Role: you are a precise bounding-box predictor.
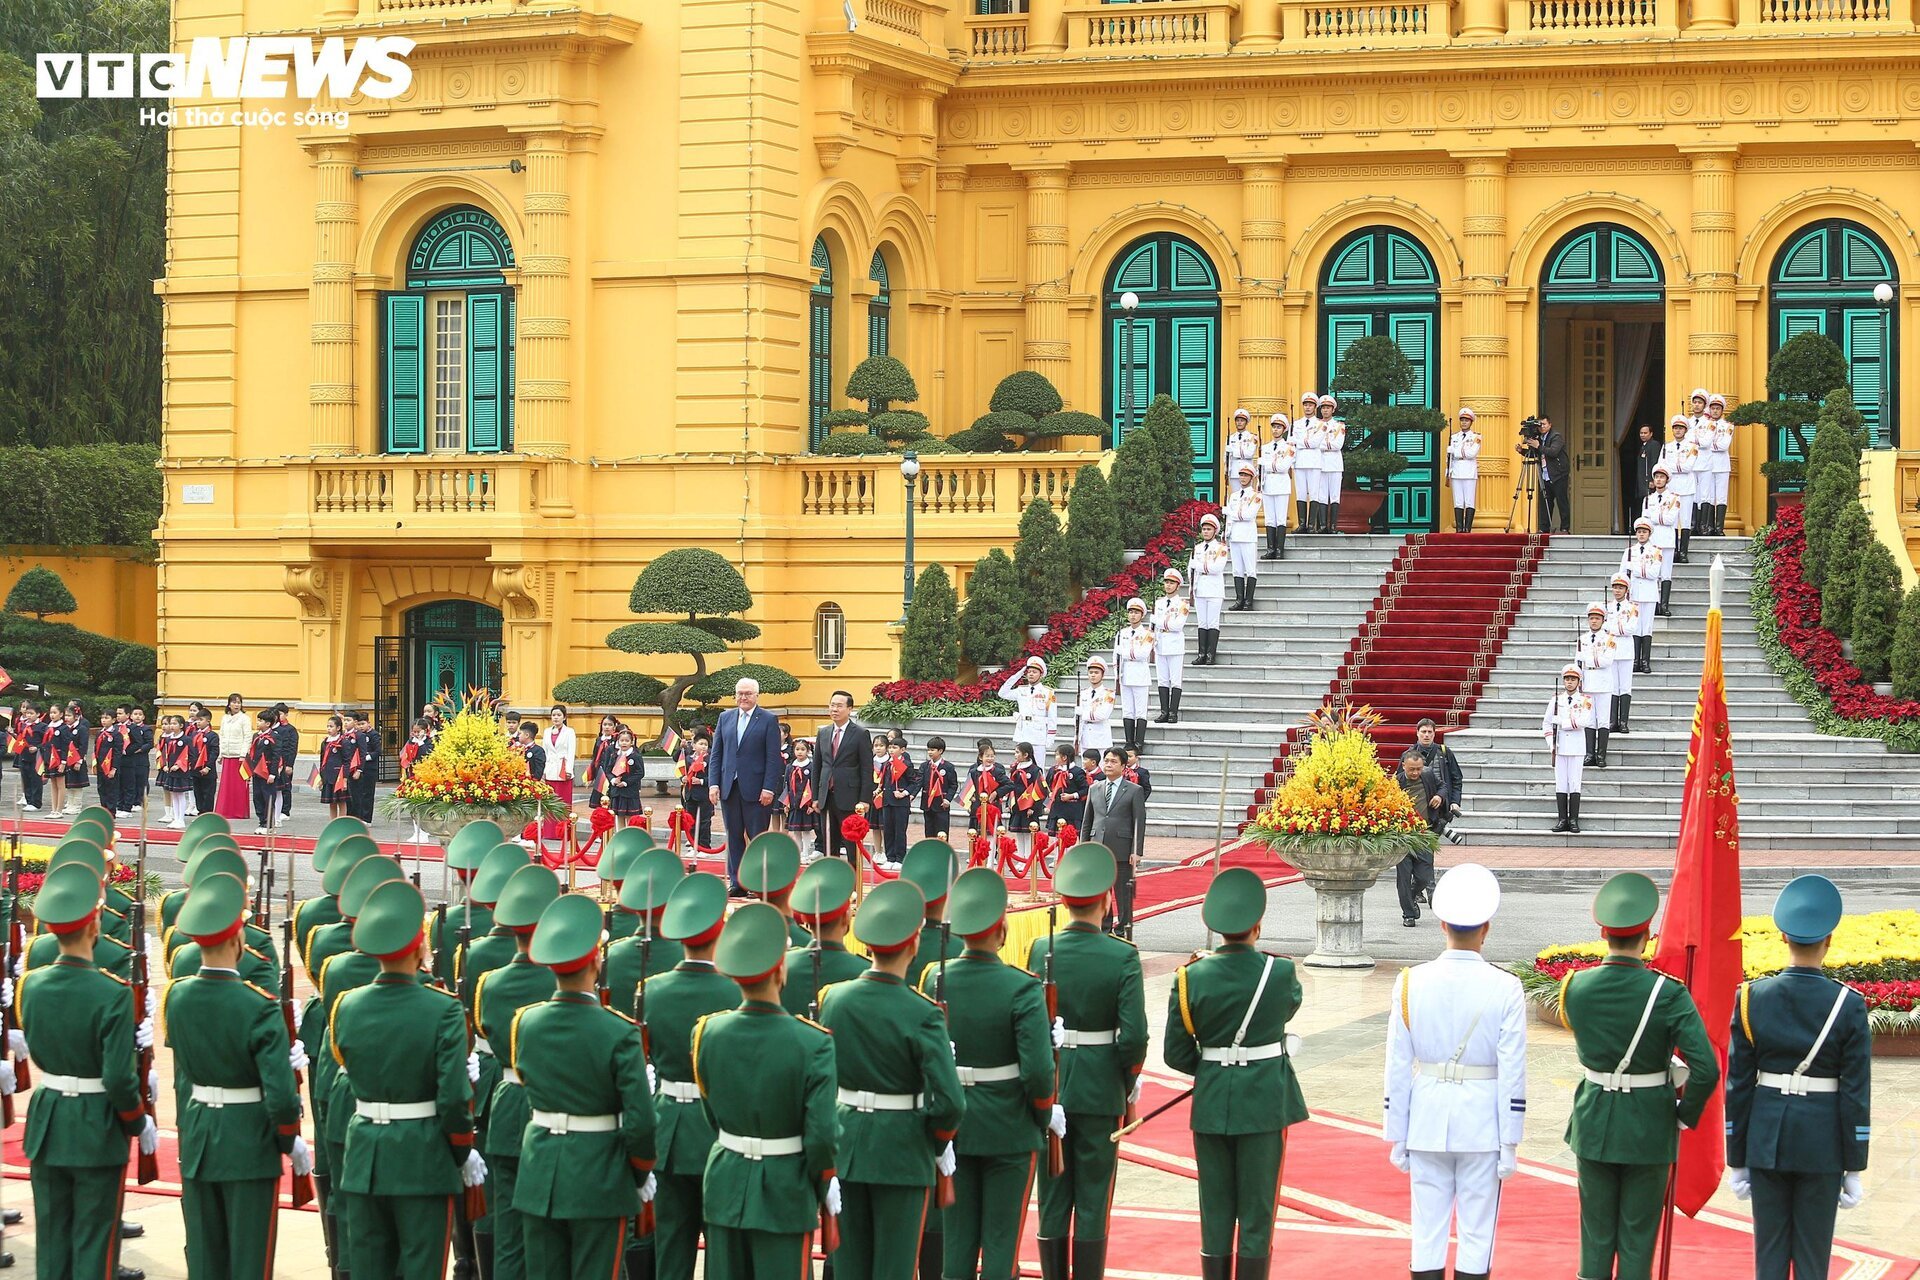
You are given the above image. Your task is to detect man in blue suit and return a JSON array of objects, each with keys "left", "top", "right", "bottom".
[{"left": 707, "top": 675, "right": 786, "bottom": 895}]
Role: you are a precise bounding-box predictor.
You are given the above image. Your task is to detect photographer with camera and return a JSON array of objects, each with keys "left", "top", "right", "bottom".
[{"left": 1524, "top": 415, "right": 1571, "bottom": 533}]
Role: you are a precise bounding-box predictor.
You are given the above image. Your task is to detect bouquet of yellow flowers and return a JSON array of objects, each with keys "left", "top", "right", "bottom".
[
  {"left": 1244, "top": 704, "right": 1437, "bottom": 856},
  {"left": 380, "top": 688, "right": 568, "bottom": 827}
]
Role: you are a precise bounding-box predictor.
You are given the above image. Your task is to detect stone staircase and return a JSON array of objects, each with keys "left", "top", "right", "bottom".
[
  {"left": 1443, "top": 534, "right": 1920, "bottom": 850},
  {"left": 885, "top": 534, "right": 1408, "bottom": 839}
]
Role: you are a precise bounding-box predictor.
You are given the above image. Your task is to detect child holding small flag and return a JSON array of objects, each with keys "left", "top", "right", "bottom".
[
  {"left": 678, "top": 731, "right": 713, "bottom": 847},
  {"left": 919, "top": 736, "right": 958, "bottom": 842},
  {"left": 785, "top": 736, "right": 816, "bottom": 858},
  {"left": 880, "top": 736, "right": 918, "bottom": 867}
]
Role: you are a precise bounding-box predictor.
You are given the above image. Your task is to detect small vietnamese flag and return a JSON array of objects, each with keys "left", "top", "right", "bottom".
[{"left": 0, "top": 665, "right": 11, "bottom": 694}]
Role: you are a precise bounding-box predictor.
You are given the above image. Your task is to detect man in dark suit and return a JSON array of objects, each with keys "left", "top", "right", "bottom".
[
  {"left": 1630, "top": 423, "right": 1661, "bottom": 523},
  {"left": 809, "top": 690, "right": 873, "bottom": 868},
  {"left": 1085, "top": 747, "right": 1146, "bottom": 939},
  {"left": 708, "top": 675, "right": 786, "bottom": 894},
  {"left": 1536, "top": 415, "right": 1572, "bottom": 533}
]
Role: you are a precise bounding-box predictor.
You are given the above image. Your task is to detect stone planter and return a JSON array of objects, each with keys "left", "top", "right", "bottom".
[
  {"left": 1288, "top": 836, "right": 1405, "bottom": 968},
  {"left": 1122, "top": 550, "right": 1146, "bottom": 565},
  {"left": 1026, "top": 624, "right": 1048, "bottom": 642},
  {"left": 1336, "top": 487, "right": 1387, "bottom": 534},
  {"left": 415, "top": 810, "right": 520, "bottom": 842}
]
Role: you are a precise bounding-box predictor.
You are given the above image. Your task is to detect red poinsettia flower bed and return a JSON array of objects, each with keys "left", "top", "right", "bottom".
[
  {"left": 1537, "top": 957, "right": 1920, "bottom": 1015},
  {"left": 1763, "top": 506, "right": 1920, "bottom": 722},
  {"left": 870, "top": 500, "right": 1212, "bottom": 707}
]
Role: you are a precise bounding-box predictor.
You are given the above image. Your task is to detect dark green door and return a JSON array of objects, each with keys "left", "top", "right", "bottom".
[
  {"left": 402, "top": 601, "right": 505, "bottom": 721},
  {"left": 1103, "top": 234, "right": 1222, "bottom": 502},
  {"left": 424, "top": 642, "right": 469, "bottom": 702},
  {"left": 1769, "top": 220, "right": 1898, "bottom": 470}
]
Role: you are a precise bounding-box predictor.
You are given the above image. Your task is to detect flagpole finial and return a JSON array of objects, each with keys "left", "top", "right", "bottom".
[{"left": 1709, "top": 554, "right": 1726, "bottom": 612}]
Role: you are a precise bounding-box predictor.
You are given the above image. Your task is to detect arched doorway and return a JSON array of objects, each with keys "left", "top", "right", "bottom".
[
  {"left": 1317, "top": 227, "right": 1442, "bottom": 532},
  {"left": 1538, "top": 224, "right": 1667, "bottom": 533},
  {"left": 1102, "top": 233, "right": 1222, "bottom": 501},
  {"left": 382, "top": 205, "right": 516, "bottom": 456},
  {"left": 1769, "top": 220, "right": 1899, "bottom": 462},
  {"left": 372, "top": 601, "right": 505, "bottom": 778}
]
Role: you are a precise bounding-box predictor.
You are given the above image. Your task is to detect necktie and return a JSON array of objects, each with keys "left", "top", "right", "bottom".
[
  {"left": 1106, "top": 782, "right": 1118, "bottom": 816},
  {"left": 736, "top": 711, "right": 749, "bottom": 747},
  {"left": 832, "top": 725, "right": 844, "bottom": 760}
]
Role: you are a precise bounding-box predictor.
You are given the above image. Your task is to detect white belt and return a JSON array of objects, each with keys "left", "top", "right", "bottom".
[
  {"left": 1059, "top": 1030, "right": 1117, "bottom": 1048},
  {"left": 1414, "top": 1061, "right": 1495, "bottom": 1083},
  {"left": 473, "top": 1037, "right": 493, "bottom": 1057},
  {"left": 1199, "top": 1043, "right": 1287, "bottom": 1066},
  {"left": 532, "top": 1110, "right": 620, "bottom": 1134},
  {"left": 716, "top": 1130, "right": 804, "bottom": 1160},
  {"left": 1582, "top": 1068, "right": 1670, "bottom": 1092},
  {"left": 837, "top": 1087, "right": 923, "bottom": 1113},
  {"left": 1757, "top": 1071, "right": 1840, "bottom": 1096},
  {"left": 659, "top": 1079, "right": 701, "bottom": 1103},
  {"left": 40, "top": 1073, "right": 106, "bottom": 1097},
  {"left": 190, "top": 1085, "right": 264, "bottom": 1107},
  {"left": 500, "top": 1067, "right": 522, "bottom": 1085},
  {"left": 956, "top": 1064, "right": 1021, "bottom": 1086},
  {"left": 356, "top": 1100, "right": 439, "bottom": 1123}
]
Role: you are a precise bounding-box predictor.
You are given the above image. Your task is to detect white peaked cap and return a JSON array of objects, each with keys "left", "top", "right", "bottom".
[{"left": 1432, "top": 863, "right": 1501, "bottom": 928}]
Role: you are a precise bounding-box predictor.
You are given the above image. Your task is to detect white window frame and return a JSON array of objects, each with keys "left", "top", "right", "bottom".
[{"left": 429, "top": 292, "right": 466, "bottom": 454}]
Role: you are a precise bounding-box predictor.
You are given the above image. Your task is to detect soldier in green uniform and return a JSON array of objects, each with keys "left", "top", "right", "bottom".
[
  {"left": 738, "top": 832, "right": 813, "bottom": 947},
  {"left": 1558, "top": 872, "right": 1718, "bottom": 1280},
  {"left": 305, "top": 836, "right": 384, "bottom": 982},
  {"left": 642, "top": 874, "right": 739, "bottom": 1280},
  {"left": 513, "top": 892, "right": 657, "bottom": 1280},
  {"left": 899, "top": 840, "right": 961, "bottom": 1280},
  {"left": 693, "top": 901, "right": 840, "bottom": 1279},
  {"left": 606, "top": 847, "right": 687, "bottom": 1012},
  {"left": 14, "top": 862, "right": 153, "bottom": 1280},
  {"left": 1162, "top": 866, "right": 1307, "bottom": 1280},
  {"left": 26, "top": 845, "right": 137, "bottom": 982},
  {"left": 1727, "top": 874, "right": 1872, "bottom": 1280},
  {"left": 818, "top": 878, "right": 965, "bottom": 1280},
  {"left": 291, "top": 817, "right": 370, "bottom": 966},
  {"left": 474, "top": 864, "right": 562, "bottom": 1280},
  {"left": 159, "top": 832, "right": 243, "bottom": 934},
  {"left": 158, "top": 813, "right": 239, "bottom": 935},
  {"left": 166, "top": 868, "right": 308, "bottom": 1280},
  {"left": 1026, "top": 843, "right": 1149, "bottom": 1280},
  {"left": 160, "top": 846, "right": 282, "bottom": 979},
  {"left": 601, "top": 828, "right": 659, "bottom": 944},
  {"left": 40, "top": 838, "right": 130, "bottom": 946},
  {"left": 332, "top": 877, "right": 485, "bottom": 1280},
  {"left": 430, "top": 822, "right": 509, "bottom": 979},
  {"left": 922, "top": 868, "right": 1056, "bottom": 1280},
  {"left": 783, "top": 856, "right": 870, "bottom": 1016}
]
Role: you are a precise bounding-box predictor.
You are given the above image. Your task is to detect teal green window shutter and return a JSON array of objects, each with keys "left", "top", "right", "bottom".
[
  {"left": 465, "top": 289, "right": 508, "bottom": 453},
  {"left": 382, "top": 292, "right": 427, "bottom": 455}
]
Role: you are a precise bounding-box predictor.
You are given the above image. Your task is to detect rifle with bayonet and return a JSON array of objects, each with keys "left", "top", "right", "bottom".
[
  {"left": 1042, "top": 899, "right": 1063, "bottom": 1178},
  {"left": 280, "top": 889, "right": 315, "bottom": 1208},
  {"left": 806, "top": 880, "right": 839, "bottom": 1253},
  {"left": 131, "top": 797, "right": 159, "bottom": 1185}
]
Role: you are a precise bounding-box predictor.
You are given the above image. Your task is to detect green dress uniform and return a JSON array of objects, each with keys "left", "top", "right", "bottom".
[
  {"left": 1161, "top": 868, "right": 1307, "bottom": 1280},
  {"left": 512, "top": 891, "right": 657, "bottom": 1280},
  {"left": 782, "top": 938, "right": 870, "bottom": 1017},
  {"left": 605, "top": 848, "right": 694, "bottom": 1015},
  {"left": 921, "top": 870, "right": 1055, "bottom": 1280},
  {"left": 693, "top": 903, "right": 839, "bottom": 1280},
  {"left": 907, "top": 918, "right": 962, "bottom": 994},
  {"left": 294, "top": 894, "right": 346, "bottom": 974},
  {"left": 16, "top": 864, "right": 147, "bottom": 1280},
  {"left": 819, "top": 880, "right": 966, "bottom": 1280},
  {"left": 1026, "top": 844, "right": 1150, "bottom": 1280},
  {"left": 27, "top": 929, "right": 134, "bottom": 979},
  {"left": 605, "top": 931, "right": 685, "bottom": 1012},
  {"left": 1559, "top": 874, "right": 1718, "bottom": 1280},
  {"left": 1727, "top": 875, "right": 1872, "bottom": 1280},
  {"left": 170, "top": 939, "right": 281, "bottom": 989},
  {"left": 641, "top": 874, "right": 739, "bottom": 1280},
  {"left": 899, "top": 835, "right": 962, "bottom": 1279},
  {"left": 331, "top": 879, "right": 479, "bottom": 1280},
  {"left": 44, "top": 843, "right": 131, "bottom": 946}
]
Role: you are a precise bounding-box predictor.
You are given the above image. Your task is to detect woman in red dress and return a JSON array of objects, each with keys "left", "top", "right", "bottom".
[{"left": 214, "top": 692, "right": 255, "bottom": 819}]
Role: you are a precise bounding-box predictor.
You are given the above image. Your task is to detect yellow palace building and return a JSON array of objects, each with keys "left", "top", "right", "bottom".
[{"left": 158, "top": 0, "right": 1920, "bottom": 749}]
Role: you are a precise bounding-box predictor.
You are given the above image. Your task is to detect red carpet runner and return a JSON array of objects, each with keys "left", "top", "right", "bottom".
[{"left": 1250, "top": 532, "right": 1545, "bottom": 825}]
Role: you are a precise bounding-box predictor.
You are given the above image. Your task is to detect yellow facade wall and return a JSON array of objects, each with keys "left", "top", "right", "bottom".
[{"left": 0, "top": 550, "right": 158, "bottom": 649}]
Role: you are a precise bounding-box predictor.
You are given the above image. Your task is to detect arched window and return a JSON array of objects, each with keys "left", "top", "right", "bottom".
[
  {"left": 814, "top": 602, "right": 846, "bottom": 670},
  {"left": 809, "top": 236, "right": 835, "bottom": 451},
  {"left": 382, "top": 206, "right": 516, "bottom": 455},
  {"left": 1102, "top": 233, "right": 1221, "bottom": 500},
  {"left": 868, "top": 250, "right": 892, "bottom": 359},
  {"left": 1770, "top": 220, "right": 1899, "bottom": 454}
]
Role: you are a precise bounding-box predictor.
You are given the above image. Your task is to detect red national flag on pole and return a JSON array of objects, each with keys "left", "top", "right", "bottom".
[
  {"left": 0, "top": 665, "right": 11, "bottom": 694},
  {"left": 1650, "top": 568, "right": 1744, "bottom": 1219}
]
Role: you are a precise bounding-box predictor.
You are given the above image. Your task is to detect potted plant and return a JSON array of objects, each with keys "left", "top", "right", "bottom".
[
  {"left": 380, "top": 687, "right": 569, "bottom": 839},
  {"left": 1328, "top": 337, "right": 1441, "bottom": 533},
  {"left": 1242, "top": 704, "right": 1437, "bottom": 967}
]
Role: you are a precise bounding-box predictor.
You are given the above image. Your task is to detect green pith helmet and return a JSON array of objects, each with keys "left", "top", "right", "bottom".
[
  {"left": 948, "top": 867, "right": 1008, "bottom": 940},
  {"left": 1593, "top": 872, "right": 1660, "bottom": 938},
  {"left": 715, "top": 902, "right": 789, "bottom": 982},
  {"left": 792, "top": 857, "right": 855, "bottom": 926},
  {"left": 446, "top": 821, "right": 508, "bottom": 876},
  {"left": 604, "top": 827, "right": 656, "bottom": 883},
  {"left": 901, "top": 840, "right": 959, "bottom": 911},
  {"left": 353, "top": 879, "right": 428, "bottom": 960},
  {"left": 340, "top": 856, "right": 406, "bottom": 921},
  {"left": 35, "top": 863, "right": 106, "bottom": 933},
  {"left": 529, "top": 894, "right": 604, "bottom": 971},
  {"left": 177, "top": 813, "right": 233, "bottom": 863},
  {"left": 1201, "top": 867, "right": 1266, "bottom": 938},
  {"left": 183, "top": 833, "right": 242, "bottom": 875},
  {"left": 494, "top": 864, "right": 564, "bottom": 932},
  {"left": 188, "top": 846, "right": 251, "bottom": 889},
  {"left": 1055, "top": 843, "right": 1117, "bottom": 903},
  {"left": 618, "top": 849, "right": 685, "bottom": 916},
  {"left": 313, "top": 817, "right": 370, "bottom": 872},
  {"left": 66, "top": 817, "right": 112, "bottom": 851},
  {"left": 738, "top": 833, "right": 801, "bottom": 898},
  {"left": 73, "top": 805, "right": 115, "bottom": 831},
  {"left": 852, "top": 880, "right": 924, "bottom": 952},
  {"left": 320, "top": 835, "right": 382, "bottom": 896},
  {"left": 471, "top": 844, "right": 533, "bottom": 905},
  {"left": 177, "top": 872, "right": 249, "bottom": 944},
  {"left": 659, "top": 873, "right": 728, "bottom": 944},
  {"left": 48, "top": 841, "right": 108, "bottom": 880}
]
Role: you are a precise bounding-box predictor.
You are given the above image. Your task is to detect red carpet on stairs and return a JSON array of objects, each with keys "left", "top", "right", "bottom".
[{"left": 1251, "top": 533, "right": 1546, "bottom": 824}]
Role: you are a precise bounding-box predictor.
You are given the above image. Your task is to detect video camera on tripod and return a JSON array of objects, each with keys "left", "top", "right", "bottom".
[{"left": 1505, "top": 415, "right": 1546, "bottom": 532}]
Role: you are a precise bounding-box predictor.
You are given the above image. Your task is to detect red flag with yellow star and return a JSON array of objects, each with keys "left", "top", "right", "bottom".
[{"left": 1650, "top": 565, "right": 1744, "bottom": 1217}]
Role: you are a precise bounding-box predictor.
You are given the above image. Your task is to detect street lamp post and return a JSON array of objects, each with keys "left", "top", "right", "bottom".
[
  {"left": 1120, "top": 291, "right": 1140, "bottom": 441},
  {"left": 899, "top": 450, "right": 921, "bottom": 625},
  {"left": 1875, "top": 283, "right": 1896, "bottom": 451}
]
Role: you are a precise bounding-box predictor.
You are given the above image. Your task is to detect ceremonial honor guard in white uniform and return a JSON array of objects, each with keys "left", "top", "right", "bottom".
[
  {"left": 1315, "top": 396, "right": 1348, "bottom": 534},
  {"left": 1576, "top": 604, "right": 1621, "bottom": 770},
  {"left": 1224, "top": 469, "right": 1262, "bottom": 612},
  {"left": 1701, "top": 394, "right": 1733, "bottom": 536},
  {"left": 1225, "top": 409, "right": 1259, "bottom": 494},
  {"left": 1293, "top": 395, "right": 1323, "bottom": 533},
  {"left": 1603, "top": 573, "right": 1639, "bottom": 734},
  {"left": 1640, "top": 467, "right": 1681, "bottom": 616},
  {"left": 999, "top": 656, "right": 1059, "bottom": 758},
  {"left": 1544, "top": 663, "right": 1594, "bottom": 834},
  {"left": 1658, "top": 417, "right": 1700, "bottom": 564},
  {"left": 1384, "top": 864, "right": 1529, "bottom": 1280},
  {"left": 1076, "top": 656, "right": 1117, "bottom": 755},
  {"left": 1112, "top": 599, "right": 1156, "bottom": 755},
  {"left": 1188, "top": 514, "right": 1230, "bottom": 667},
  {"left": 1258, "top": 416, "right": 1293, "bottom": 561},
  {"left": 1153, "top": 570, "right": 1190, "bottom": 724},
  {"left": 1620, "top": 520, "right": 1664, "bottom": 674},
  {"left": 1448, "top": 410, "right": 1482, "bottom": 534}
]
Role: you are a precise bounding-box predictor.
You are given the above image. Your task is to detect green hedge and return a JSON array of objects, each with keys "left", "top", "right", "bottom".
[{"left": 0, "top": 446, "right": 162, "bottom": 554}]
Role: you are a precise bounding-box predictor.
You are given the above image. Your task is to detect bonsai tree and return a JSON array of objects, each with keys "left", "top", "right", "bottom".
[
  {"left": 4, "top": 566, "right": 77, "bottom": 620},
  {"left": 1062, "top": 464, "right": 1123, "bottom": 588},
  {"left": 816, "top": 433, "right": 890, "bottom": 457},
  {"left": 1109, "top": 424, "right": 1167, "bottom": 547},
  {"left": 1328, "top": 336, "right": 1437, "bottom": 487},
  {"left": 1850, "top": 538, "right": 1903, "bottom": 683},
  {"left": 1140, "top": 395, "right": 1195, "bottom": 511},
  {"left": 967, "top": 371, "right": 1108, "bottom": 449},
  {"left": 959, "top": 549, "right": 1025, "bottom": 669},
  {"left": 1818, "top": 501, "right": 1874, "bottom": 636},
  {"left": 1728, "top": 332, "right": 1849, "bottom": 490},
  {"left": 900, "top": 563, "right": 960, "bottom": 682},
  {"left": 847, "top": 354, "right": 919, "bottom": 416},
  {"left": 990, "top": 370, "right": 1065, "bottom": 419},
  {"left": 1891, "top": 583, "right": 1920, "bottom": 701},
  {"left": 553, "top": 548, "right": 796, "bottom": 725},
  {"left": 1026, "top": 410, "right": 1108, "bottom": 443},
  {"left": 1013, "top": 497, "right": 1070, "bottom": 626}
]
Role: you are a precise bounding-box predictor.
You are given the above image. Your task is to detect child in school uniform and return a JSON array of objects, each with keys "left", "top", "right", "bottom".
[
  {"left": 188, "top": 708, "right": 219, "bottom": 819},
  {"left": 317, "top": 714, "right": 352, "bottom": 821},
  {"left": 398, "top": 718, "right": 434, "bottom": 841},
  {"left": 585, "top": 715, "right": 621, "bottom": 809},
  {"left": 967, "top": 738, "right": 1009, "bottom": 841},
  {"left": 679, "top": 732, "right": 713, "bottom": 848},
  {"left": 122, "top": 707, "right": 152, "bottom": 819},
  {"left": 1006, "top": 741, "right": 1043, "bottom": 873},
  {"left": 784, "top": 737, "right": 817, "bottom": 860},
  {"left": 91, "top": 710, "right": 123, "bottom": 818},
  {"left": 157, "top": 714, "right": 197, "bottom": 828},
  {"left": 607, "top": 727, "right": 647, "bottom": 826},
  {"left": 919, "top": 736, "right": 959, "bottom": 843},
  {"left": 1046, "top": 743, "right": 1088, "bottom": 837},
  {"left": 878, "top": 736, "right": 918, "bottom": 869}
]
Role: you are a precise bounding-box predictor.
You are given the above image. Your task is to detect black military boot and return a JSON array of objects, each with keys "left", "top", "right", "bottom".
[
  {"left": 1552, "top": 793, "right": 1571, "bottom": 833},
  {"left": 1615, "top": 693, "right": 1631, "bottom": 734},
  {"left": 1412, "top": 1271, "right": 1449, "bottom": 1280},
  {"left": 1595, "top": 729, "right": 1610, "bottom": 768},
  {"left": 1306, "top": 501, "right": 1322, "bottom": 533},
  {"left": 1677, "top": 530, "right": 1690, "bottom": 564},
  {"left": 1261, "top": 527, "right": 1278, "bottom": 561},
  {"left": 1243, "top": 576, "right": 1256, "bottom": 609},
  {"left": 1275, "top": 528, "right": 1287, "bottom": 559},
  {"left": 1154, "top": 686, "right": 1170, "bottom": 724},
  {"left": 1202, "top": 1257, "right": 1233, "bottom": 1280},
  {"left": 1207, "top": 629, "right": 1222, "bottom": 665},
  {"left": 1583, "top": 727, "right": 1598, "bottom": 767},
  {"left": 1296, "top": 499, "right": 1308, "bottom": 530},
  {"left": 1229, "top": 576, "right": 1245, "bottom": 611},
  {"left": 1328, "top": 502, "right": 1342, "bottom": 533},
  {"left": 1453, "top": 1272, "right": 1490, "bottom": 1280},
  {"left": 477, "top": 1230, "right": 497, "bottom": 1280},
  {"left": 1168, "top": 688, "right": 1182, "bottom": 724},
  {"left": 1657, "top": 581, "right": 1672, "bottom": 617},
  {"left": 1037, "top": 1237, "right": 1070, "bottom": 1280},
  {"left": 1235, "top": 1254, "right": 1270, "bottom": 1280},
  {"left": 1466, "top": 506, "right": 1476, "bottom": 530},
  {"left": 1073, "top": 1237, "right": 1109, "bottom": 1280},
  {"left": 1567, "top": 792, "right": 1583, "bottom": 834}
]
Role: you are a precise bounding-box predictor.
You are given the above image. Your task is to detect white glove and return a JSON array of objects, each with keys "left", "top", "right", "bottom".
[
  {"left": 138, "top": 1115, "right": 159, "bottom": 1155},
  {"left": 1127, "top": 1077, "right": 1143, "bottom": 1107},
  {"left": 1729, "top": 1167, "right": 1751, "bottom": 1201},
  {"left": 1050, "top": 1016, "right": 1065, "bottom": 1050},
  {"left": 1048, "top": 1104, "right": 1067, "bottom": 1139},
  {"left": 639, "top": 1172, "right": 657, "bottom": 1203},
  {"left": 291, "top": 1136, "right": 315, "bottom": 1177},
  {"left": 461, "top": 1150, "right": 488, "bottom": 1187},
  {"left": 135, "top": 1017, "right": 154, "bottom": 1051},
  {"left": 148, "top": 1069, "right": 159, "bottom": 1103},
  {"left": 646, "top": 1062, "right": 657, "bottom": 1094},
  {"left": 146, "top": 986, "right": 158, "bottom": 1019},
  {"left": 1388, "top": 1141, "right": 1409, "bottom": 1173},
  {"left": 467, "top": 1051, "right": 480, "bottom": 1083},
  {"left": 1, "top": 976, "right": 12, "bottom": 1009},
  {"left": 825, "top": 1175, "right": 843, "bottom": 1217},
  {"left": 289, "top": 1041, "right": 310, "bottom": 1073},
  {"left": 1497, "top": 1144, "right": 1517, "bottom": 1181},
  {"left": 6, "top": 1028, "right": 23, "bottom": 1057},
  {"left": 0, "top": 1060, "right": 14, "bottom": 1095},
  {"left": 936, "top": 1141, "right": 957, "bottom": 1177},
  {"left": 1839, "top": 1171, "right": 1863, "bottom": 1210}
]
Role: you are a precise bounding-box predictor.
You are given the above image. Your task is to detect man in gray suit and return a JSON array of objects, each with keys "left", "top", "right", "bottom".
[{"left": 1085, "top": 746, "right": 1146, "bottom": 939}]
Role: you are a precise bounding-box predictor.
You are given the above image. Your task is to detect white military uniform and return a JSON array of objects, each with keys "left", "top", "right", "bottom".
[
  {"left": 1658, "top": 421, "right": 1700, "bottom": 553},
  {"left": 1604, "top": 584, "right": 1639, "bottom": 699},
  {"left": 1702, "top": 399, "right": 1733, "bottom": 516},
  {"left": 1317, "top": 409, "right": 1347, "bottom": 523},
  {"left": 1544, "top": 678, "right": 1594, "bottom": 796},
  {"left": 998, "top": 666, "right": 1058, "bottom": 756},
  {"left": 1112, "top": 619, "right": 1155, "bottom": 722},
  {"left": 1152, "top": 588, "right": 1190, "bottom": 690},
  {"left": 1620, "top": 533, "right": 1664, "bottom": 679},
  {"left": 1259, "top": 423, "right": 1294, "bottom": 546},
  {"left": 1188, "top": 531, "right": 1229, "bottom": 631},
  {"left": 1448, "top": 418, "right": 1482, "bottom": 529},
  {"left": 1577, "top": 616, "right": 1621, "bottom": 753},
  {"left": 1075, "top": 668, "right": 1116, "bottom": 754},
  {"left": 1225, "top": 483, "right": 1262, "bottom": 581},
  {"left": 1293, "top": 397, "right": 1323, "bottom": 524},
  {"left": 1383, "top": 867, "right": 1528, "bottom": 1278},
  {"left": 1641, "top": 483, "right": 1681, "bottom": 584},
  {"left": 1226, "top": 415, "right": 1259, "bottom": 493}
]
